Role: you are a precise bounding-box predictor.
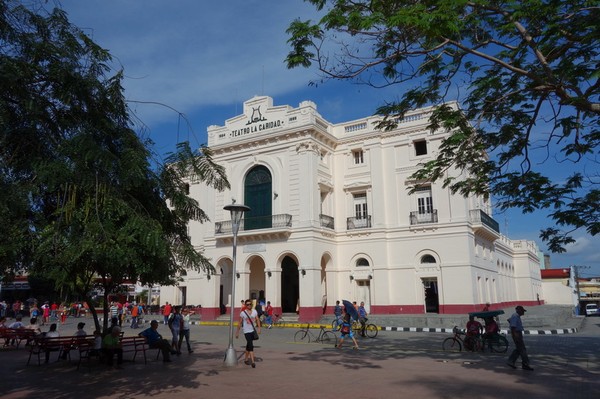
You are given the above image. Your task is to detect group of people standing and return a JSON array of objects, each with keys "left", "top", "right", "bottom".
[{"left": 161, "top": 302, "right": 194, "bottom": 355}]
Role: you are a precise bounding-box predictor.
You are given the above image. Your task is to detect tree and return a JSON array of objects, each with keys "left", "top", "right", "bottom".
[
  {"left": 286, "top": 0, "right": 599, "bottom": 252},
  {"left": 0, "top": 1, "right": 229, "bottom": 332}
]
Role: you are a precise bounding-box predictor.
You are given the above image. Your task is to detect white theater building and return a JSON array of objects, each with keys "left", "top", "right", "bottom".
[{"left": 160, "top": 96, "right": 542, "bottom": 322}]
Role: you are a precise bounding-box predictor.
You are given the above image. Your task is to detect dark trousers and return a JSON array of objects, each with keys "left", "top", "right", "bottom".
[
  {"left": 508, "top": 335, "right": 530, "bottom": 366},
  {"left": 150, "top": 339, "right": 171, "bottom": 361},
  {"left": 103, "top": 348, "right": 123, "bottom": 366},
  {"left": 178, "top": 329, "right": 191, "bottom": 351},
  {"left": 359, "top": 317, "right": 367, "bottom": 336}
]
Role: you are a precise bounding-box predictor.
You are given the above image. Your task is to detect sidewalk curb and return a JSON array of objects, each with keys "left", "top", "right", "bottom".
[{"left": 94, "top": 318, "right": 579, "bottom": 335}]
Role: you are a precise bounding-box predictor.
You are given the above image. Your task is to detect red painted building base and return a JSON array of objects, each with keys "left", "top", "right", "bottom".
[{"left": 197, "top": 301, "right": 544, "bottom": 322}]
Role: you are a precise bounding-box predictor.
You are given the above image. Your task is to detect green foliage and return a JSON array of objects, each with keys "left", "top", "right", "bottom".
[
  {"left": 287, "top": 0, "right": 600, "bottom": 251},
  {"left": 0, "top": 1, "right": 229, "bottom": 330}
]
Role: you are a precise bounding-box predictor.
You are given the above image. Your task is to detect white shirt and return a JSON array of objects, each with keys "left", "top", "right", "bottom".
[
  {"left": 182, "top": 314, "right": 191, "bottom": 330},
  {"left": 240, "top": 309, "right": 258, "bottom": 334}
]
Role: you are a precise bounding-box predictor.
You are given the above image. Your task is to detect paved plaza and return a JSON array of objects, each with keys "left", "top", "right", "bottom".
[{"left": 1, "top": 308, "right": 598, "bottom": 399}]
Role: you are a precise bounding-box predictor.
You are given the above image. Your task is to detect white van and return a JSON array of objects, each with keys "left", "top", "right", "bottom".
[{"left": 585, "top": 303, "right": 598, "bottom": 316}]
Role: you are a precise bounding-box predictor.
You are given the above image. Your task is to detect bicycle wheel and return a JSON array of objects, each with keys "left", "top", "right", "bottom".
[
  {"left": 331, "top": 319, "right": 340, "bottom": 331},
  {"left": 365, "top": 324, "right": 378, "bottom": 338},
  {"left": 294, "top": 330, "right": 310, "bottom": 343},
  {"left": 488, "top": 335, "right": 509, "bottom": 353},
  {"left": 320, "top": 331, "right": 337, "bottom": 346},
  {"left": 442, "top": 337, "right": 462, "bottom": 352},
  {"left": 463, "top": 336, "right": 481, "bottom": 351}
]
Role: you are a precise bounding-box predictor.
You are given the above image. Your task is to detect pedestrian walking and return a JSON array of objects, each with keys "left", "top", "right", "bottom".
[
  {"left": 130, "top": 302, "right": 140, "bottom": 329},
  {"left": 264, "top": 301, "right": 274, "bottom": 328},
  {"left": 236, "top": 299, "right": 261, "bottom": 368},
  {"left": 507, "top": 305, "right": 534, "bottom": 371},
  {"left": 336, "top": 311, "right": 359, "bottom": 350},
  {"left": 178, "top": 308, "right": 194, "bottom": 353},
  {"left": 163, "top": 302, "right": 172, "bottom": 325},
  {"left": 168, "top": 306, "right": 183, "bottom": 354}
]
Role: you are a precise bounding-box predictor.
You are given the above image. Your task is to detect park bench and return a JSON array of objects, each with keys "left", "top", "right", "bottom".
[
  {"left": 120, "top": 336, "right": 151, "bottom": 364},
  {"left": 27, "top": 335, "right": 94, "bottom": 366},
  {"left": 1, "top": 328, "right": 37, "bottom": 349}
]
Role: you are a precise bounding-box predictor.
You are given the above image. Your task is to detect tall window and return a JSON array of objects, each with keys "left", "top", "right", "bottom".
[
  {"left": 354, "top": 193, "right": 368, "bottom": 219},
  {"left": 353, "top": 149, "right": 364, "bottom": 164},
  {"left": 415, "top": 186, "right": 433, "bottom": 215}
]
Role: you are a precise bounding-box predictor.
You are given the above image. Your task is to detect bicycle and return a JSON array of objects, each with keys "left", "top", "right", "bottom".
[
  {"left": 443, "top": 326, "right": 491, "bottom": 352},
  {"left": 351, "top": 320, "right": 379, "bottom": 338},
  {"left": 442, "top": 326, "right": 477, "bottom": 352},
  {"left": 270, "top": 313, "right": 288, "bottom": 328},
  {"left": 294, "top": 324, "right": 337, "bottom": 345},
  {"left": 481, "top": 333, "right": 509, "bottom": 353}
]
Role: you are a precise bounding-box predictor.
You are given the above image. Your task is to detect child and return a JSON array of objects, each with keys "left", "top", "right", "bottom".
[{"left": 336, "top": 312, "right": 359, "bottom": 350}]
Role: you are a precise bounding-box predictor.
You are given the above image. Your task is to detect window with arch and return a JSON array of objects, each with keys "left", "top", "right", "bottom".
[
  {"left": 356, "top": 258, "right": 370, "bottom": 267},
  {"left": 420, "top": 254, "right": 436, "bottom": 264}
]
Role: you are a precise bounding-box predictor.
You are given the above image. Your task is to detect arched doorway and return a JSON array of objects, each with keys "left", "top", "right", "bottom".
[
  {"left": 320, "top": 253, "right": 332, "bottom": 315},
  {"left": 248, "top": 256, "right": 266, "bottom": 302},
  {"left": 218, "top": 258, "right": 233, "bottom": 315},
  {"left": 281, "top": 256, "right": 299, "bottom": 313},
  {"left": 244, "top": 165, "right": 272, "bottom": 230}
]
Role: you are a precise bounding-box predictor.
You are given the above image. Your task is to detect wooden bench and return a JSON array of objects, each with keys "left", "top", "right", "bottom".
[
  {"left": 27, "top": 335, "right": 94, "bottom": 366},
  {"left": 120, "top": 336, "right": 150, "bottom": 364},
  {"left": 1, "top": 328, "right": 37, "bottom": 349},
  {"left": 76, "top": 338, "right": 102, "bottom": 370}
]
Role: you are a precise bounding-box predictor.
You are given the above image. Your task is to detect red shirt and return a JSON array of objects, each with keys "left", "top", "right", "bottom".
[
  {"left": 163, "top": 304, "right": 172, "bottom": 316},
  {"left": 466, "top": 320, "right": 483, "bottom": 336}
]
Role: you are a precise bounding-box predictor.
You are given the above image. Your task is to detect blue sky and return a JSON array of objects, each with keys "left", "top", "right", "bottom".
[{"left": 54, "top": 0, "right": 599, "bottom": 277}]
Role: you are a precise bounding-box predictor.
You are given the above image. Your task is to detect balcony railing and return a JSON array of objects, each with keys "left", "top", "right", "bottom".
[
  {"left": 347, "top": 215, "right": 372, "bottom": 230},
  {"left": 215, "top": 214, "right": 292, "bottom": 235},
  {"left": 319, "top": 214, "right": 334, "bottom": 229},
  {"left": 469, "top": 209, "right": 500, "bottom": 233},
  {"left": 410, "top": 210, "right": 438, "bottom": 225}
]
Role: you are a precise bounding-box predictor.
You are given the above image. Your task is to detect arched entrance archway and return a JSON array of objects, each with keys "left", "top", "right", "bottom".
[
  {"left": 281, "top": 256, "right": 299, "bottom": 313},
  {"left": 217, "top": 258, "right": 233, "bottom": 315},
  {"left": 248, "top": 256, "right": 266, "bottom": 302}
]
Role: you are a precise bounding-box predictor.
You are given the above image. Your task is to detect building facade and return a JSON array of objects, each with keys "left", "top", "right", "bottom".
[{"left": 160, "top": 96, "right": 542, "bottom": 322}]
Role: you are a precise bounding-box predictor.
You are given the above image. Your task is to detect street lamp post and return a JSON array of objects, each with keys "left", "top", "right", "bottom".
[{"left": 223, "top": 202, "right": 250, "bottom": 367}]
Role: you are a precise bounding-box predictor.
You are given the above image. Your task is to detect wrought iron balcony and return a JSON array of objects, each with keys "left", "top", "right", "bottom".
[
  {"left": 410, "top": 210, "right": 439, "bottom": 225},
  {"left": 469, "top": 209, "right": 500, "bottom": 234},
  {"left": 215, "top": 214, "right": 292, "bottom": 235},
  {"left": 319, "top": 214, "right": 334, "bottom": 229},
  {"left": 347, "top": 215, "right": 371, "bottom": 230}
]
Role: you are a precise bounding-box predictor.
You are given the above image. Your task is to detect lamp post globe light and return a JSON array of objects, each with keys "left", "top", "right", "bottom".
[{"left": 223, "top": 202, "right": 250, "bottom": 367}]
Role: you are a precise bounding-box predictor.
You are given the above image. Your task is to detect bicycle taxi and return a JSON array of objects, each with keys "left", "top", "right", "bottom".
[{"left": 468, "top": 309, "right": 509, "bottom": 353}]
